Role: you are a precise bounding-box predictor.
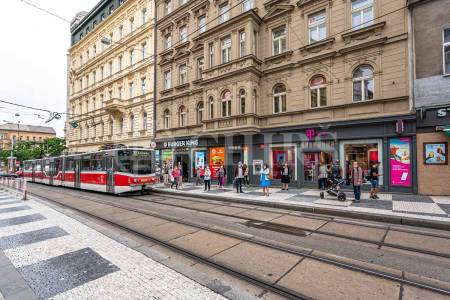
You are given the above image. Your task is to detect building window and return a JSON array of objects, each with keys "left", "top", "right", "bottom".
[
  {"left": 119, "top": 117, "right": 124, "bottom": 134},
  {"left": 239, "top": 30, "right": 246, "bottom": 57},
  {"left": 142, "top": 9, "right": 148, "bottom": 24},
  {"left": 198, "top": 15, "right": 207, "bottom": 34},
  {"left": 118, "top": 56, "right": 123, "bottom": 71},
  {"left": 253, "top": 89, "right": 257, "bottom": 114},
  {"left": 164, "top": 0, "right": 172, "bottom": 15},
  {"left": 93, "top": 45, "right": 97, "bottom": 56},
  {"left": 351, "top": 0, "right": 373, "bottom": 30},
  {"left": 221, "top": 90, "right": 232, "bottom": 117},
  {"left": 142, "top": 112, "right": 148, "bottom": 130},
  {"left": 208, "top": 43, "right": 214, "bottom": 67},
  {"left": 179, "top": 25, "right": 188, "bottom": 42},
  {"left": 253, "top": 30, "right": 257, "bottom": 55},
  {"left": 164, "top": 70, "right": 172, "bottom": 89},
  {"left": 130, "top": 49, "right": 135, "bottom": 65},
  {"left": 310, "top": 76, "right": 327, "bottom": 108},
  {"left": 197, "top": 102, "right": 204, "bottom": 124},
  {"left": 129, "top": 115, "right": 135, "bottom": 132},
  {"left": 118, "top": 87, "right": 123, "bottom": 99},
  {"left": 119, "top": 25, "right": 123, "bottom": 39},
  {"left": 196, "top": 57, "right": 204, "bottom": 79},
  {"left": 273, "top": 84, "right": 287, "bottom": 114},
  {"left": 221, "top": 36, "right": 231, "bottom": 64},
  {"left": 129, "top": 82, "right": 135, "bottom": 98},
  {"left": 101, "top": 13, "right": 105, "bottom": 21},
  {"left": 353, "top": 65, "right": 374, "bottom": 102},
  {"left": 272, "top": 26, "right": 287, "bottom": 56},
  {"left": 309, "top": 11, "right": 326, "bottom": 43},
  {"left": 141, "top": 78, "right": 147, "bottom": 95},
  {"left": 179, "top": 64, "right": 187, "bottom": 85},
  {"left": 179, "top": 106, "right": 187, "bottom": 127},
  {"left": 164, "top": 109, "right": 171, "bottom": 129},
  {"left": 209, "top": 96, "right": 214, "bottom": 119},
  {"left": 86, "top": 50, "right": 90, "bottom": 60},
  {"left": 92, "top": 71, "right": 96, "bottom": 84},
  {"left": 100, "top": 67, "right": 104, "bottom": 80},
  {"left": 109, "top": 61, "right": 113, "bottom": 75},
  {"left": 119, "top": 0, "right": 124, "bottom": 5},
  {"left": 444, "top": 28, "right": 450, "bottom": 75},
  {"left": 179, "top": 0, "right": 187, "bottom": 6},
  {"left": 164, "top": 33, "right": 172, "bottom": 49},
  {"left": 239, "top": 89, "right": 246, "bottom": 114},
  {"left": 129, "top": 18, "right": 135, "bottom": 32},
  {"left": 141, "top": 43, "right": 148, "bottom": 59},
  {"left": 219, "top": 3, "right": 230, "bottom": 24},
  {"left": 242, "top": 0, "right": 253, "bottom": 12},
  {"left": 109, "top": 90, "right": 113, "bottom": 99}
]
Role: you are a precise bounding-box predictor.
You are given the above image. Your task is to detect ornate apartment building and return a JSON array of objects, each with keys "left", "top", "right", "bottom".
[
  {"left": 155, "top": 0, "right": 416, "bottom": 192},
  {"left": 67, "top": 0, "right": 155, "bottom": 153}
]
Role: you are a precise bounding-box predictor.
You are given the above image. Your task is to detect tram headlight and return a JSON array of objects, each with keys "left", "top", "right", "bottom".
[{"left": 133, "top": 178, "right": 138, "bottom": 183}]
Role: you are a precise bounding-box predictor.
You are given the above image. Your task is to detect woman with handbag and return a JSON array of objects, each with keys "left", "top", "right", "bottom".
[
  {"left": 204, "top": 166, "right": 212, "bottom": 191},
  {"left": 260, "top": 164, "right": 271, "bottom": 196}
]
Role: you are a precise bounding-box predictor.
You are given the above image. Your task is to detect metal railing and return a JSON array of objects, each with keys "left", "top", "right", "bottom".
[{"left": 0, "top": 177, "right": 27, "bottom": 200}]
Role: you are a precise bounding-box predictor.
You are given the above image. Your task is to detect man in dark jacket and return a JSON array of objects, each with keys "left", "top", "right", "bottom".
[{"left": 234, "top": 161, "right": 244, "bottom": 193}]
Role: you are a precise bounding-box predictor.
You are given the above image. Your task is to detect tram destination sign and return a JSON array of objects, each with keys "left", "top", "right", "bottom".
[{"left": 162, "top": 139, "right": 199, "bottom": 148}]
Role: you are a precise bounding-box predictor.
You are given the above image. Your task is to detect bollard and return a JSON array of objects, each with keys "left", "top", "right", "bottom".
[{"left": 22, "top": 179, "right": 27, "bottom": 201}]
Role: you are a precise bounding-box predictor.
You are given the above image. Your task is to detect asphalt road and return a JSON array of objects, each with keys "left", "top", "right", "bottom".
[{"left": 27, "top": 183, "right": 450, "bottom": 300}]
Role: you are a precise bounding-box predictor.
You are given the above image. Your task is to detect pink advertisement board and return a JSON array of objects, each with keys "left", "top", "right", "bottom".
[{"left": 389, "top": 137, "right": 411, "bottom": 187}]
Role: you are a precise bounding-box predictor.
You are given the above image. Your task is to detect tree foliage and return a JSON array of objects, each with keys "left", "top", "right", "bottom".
[{"left": 0, "top": 137, "right": 67, "bottom": 165}]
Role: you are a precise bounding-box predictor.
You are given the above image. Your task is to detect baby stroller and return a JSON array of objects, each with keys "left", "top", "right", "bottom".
[{"left": 320, "top": 176, "right": 347, "bottom": 201}]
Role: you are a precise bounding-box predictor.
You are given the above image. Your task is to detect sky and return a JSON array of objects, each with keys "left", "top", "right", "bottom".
[{"left": 0, "top": 0, "right": 99, "bottom": 137}]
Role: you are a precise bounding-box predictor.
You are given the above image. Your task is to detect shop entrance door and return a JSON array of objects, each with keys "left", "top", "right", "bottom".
[
  {"left": 105, "top": 157, "right": 114, "bottom": 193},
  {"left": 175, "top": 154, "right": 189, "bottom": 181},
  {"left": 303, "top": 152, "right": 333, "bottom": 186}
]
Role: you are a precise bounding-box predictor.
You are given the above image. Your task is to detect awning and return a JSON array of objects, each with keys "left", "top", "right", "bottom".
[{"left": 443, "top": 125, "right": 450, "bottom": 137}]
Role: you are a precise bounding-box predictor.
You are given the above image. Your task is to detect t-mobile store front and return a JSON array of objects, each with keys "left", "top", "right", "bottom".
[{"left": 263, "top": 115, "right": 417, "bottom": 192}]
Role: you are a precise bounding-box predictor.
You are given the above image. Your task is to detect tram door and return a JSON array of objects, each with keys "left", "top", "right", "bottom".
[
  {"left": 49, "top": 161, "right": 54, "bottom": 185},
  {"left": 75, "top": 160, "right": 81, "bottom": 189},
  {"left": 31, "top": 162, "right": 35, "bottom": 182},
  {"left": 105, "top": 157, "right": 114, "bottom": 193}
]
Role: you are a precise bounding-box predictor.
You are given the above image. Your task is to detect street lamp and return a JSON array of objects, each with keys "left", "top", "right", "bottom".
[{"left": 3, "top": 115, "right": 20, "bottom": 173}]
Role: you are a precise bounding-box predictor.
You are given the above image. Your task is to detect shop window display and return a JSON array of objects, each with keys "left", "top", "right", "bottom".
[{"left": 343, "top": 143, "right": 379, "bottom": 182}]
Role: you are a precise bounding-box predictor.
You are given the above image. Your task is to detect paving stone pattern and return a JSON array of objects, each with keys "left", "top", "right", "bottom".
[
  {"left": 0, "top": 192, "right": 225, "bottom": 299},
  {"left": 153, "top": 183, "right": 450, "bottom": 223}
]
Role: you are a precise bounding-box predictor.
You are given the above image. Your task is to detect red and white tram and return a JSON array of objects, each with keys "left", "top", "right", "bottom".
[{"left": 23, "top": 148, "right": 156, "bottom": 194}]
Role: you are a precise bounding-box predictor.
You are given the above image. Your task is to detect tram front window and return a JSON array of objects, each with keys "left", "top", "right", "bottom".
[{"left": 118, "top": 150, "right": 152, "bottom": 174}]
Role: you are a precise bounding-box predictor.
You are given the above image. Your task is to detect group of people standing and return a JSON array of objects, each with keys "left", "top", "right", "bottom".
[{"left": 157, "top": 162, "right": 184, "bottom": 190}]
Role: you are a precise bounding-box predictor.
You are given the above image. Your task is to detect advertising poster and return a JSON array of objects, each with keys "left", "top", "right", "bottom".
[
  {"left": 209, "top": 147, "right": 225, "bottom": 179},
  {"left": 194, "top": 152, "right": 205, "bottom": 169},
  {"left": 389, "top": 137, "right": 411, "bottom": 187},
  {"left": 162, "top": 150, "right": 173, "bottom": 167},
  {"left": 424, "top": 143, "right": 447, "bottom": 165}
]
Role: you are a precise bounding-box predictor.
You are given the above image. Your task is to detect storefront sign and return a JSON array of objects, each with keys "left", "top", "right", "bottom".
[
  {"left": 389, "top": 138, "right": 411, "bottom": 187},
  {"left": 163, "top": 139, "right": 199, "bottom": 148},
  {"left": 209, "top": 147, "right": 225, "bottom": 179},
  {"left": 194, "top": 152, "right": 205, "bottom": 169},
  {"left": 424, "top": 142, "right": 447, "bottom": 165},
  {"left": 437, "top": 107, "right": 450, "bottom": 117}
]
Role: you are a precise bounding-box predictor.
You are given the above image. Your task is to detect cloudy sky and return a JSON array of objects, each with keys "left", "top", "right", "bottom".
[{"left": 0, "top": 0, "right": 98, "bottom": 137}]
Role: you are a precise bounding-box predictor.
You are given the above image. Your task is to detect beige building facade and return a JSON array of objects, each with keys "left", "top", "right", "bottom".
[
  {"left": 67, "top": 0, "right": 155, "bottom": 153},
  {"left": 154, "top": 0, "right": 416, "bottom": 192},
  {"left": 0, "top": 123, "right": 56, "bottom": 151}
]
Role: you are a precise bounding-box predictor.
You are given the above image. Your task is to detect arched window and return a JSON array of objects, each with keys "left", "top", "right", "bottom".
[
  {"left": 197, "top": 102, "right": 204, "bottom": 124},
  {"left": 129, "top": 114, "right": 135, "bottom": 132},
  {"left": 179, "top": 106, "right": 187, "bottom": 127},
  {"left": 273, "top": 84, "right": 286, "bottom": 114},
  {"left": 164, "top": 109, "right": 171, "bottom": 129},
  {"left": 221, "top": 89, "right": 232, "bottom": 117},
  {"left": 239, "top": 89, "right": 246, "bottom": 114},
  {"left": 142, "top": 112, "right": 148, "bottom": 130},
  {"left": 353, "top": 65, "right": 374, "bottom": 102},
  {"left": 310, "top": 76, "right": 327, "bottom": 108},
  {"left": 253, "top": 89, "right": 257, "bottom": 114},
  {"left": 208, "top": 96, "right": 214, "bottom": 119}
]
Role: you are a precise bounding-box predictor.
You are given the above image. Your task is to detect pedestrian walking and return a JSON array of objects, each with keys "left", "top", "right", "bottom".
[
  {"left": 318, "top": 162, "right": 329, "bottom": 190},
  {"left": 204, "top": 166, "right": 211, "bottom": 191},
  {"left": 177, "top": 162, "right": 183, "bottom": 187},
  {"left": 234, "top": 162, "right": 244, "bottom": 193},
  {"left": 350, "top": 161, "right": 363, "bottom": 202},
  {"left": 163, "top": 163, "right": 169, "bottom": 186},
  {"left": 369, "top": 161, "right": 380, "bottom": 199},
  {"left": 260, "top": 164, "right": 271, "bottom": 196},
  {"left": 217, "top": 165, "right": 225, "bottom": 189},
  {"left": 281, "top": 162, "right": 291, "bottom": 190},
  {"left": 243, "top": 163, "right": 250, "bottom": 186},
  {"left": 195, "top": 166, "right": 203, "bottom": 186},
  {"left": 171, "top": 166, "right": 180, "bottom": 190},
  {"left": 155, "top": 165, "right": 161, "bottom": 184}
]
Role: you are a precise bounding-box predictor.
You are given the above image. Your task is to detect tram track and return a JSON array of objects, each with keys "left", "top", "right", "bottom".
[
  {"left": 129, "top": 194, "right": 450, "bottom": 259},
  {"left": 25, "top": 185, "right": 450, "bottom": 298}
]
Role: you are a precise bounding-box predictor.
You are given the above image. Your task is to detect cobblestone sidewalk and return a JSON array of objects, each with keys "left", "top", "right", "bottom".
[
  {"left": 0, "top": 192, "right": 224, "bottom": 300},
  {"left": 152, "top": 183, "right": 450, "bottom": 225}
]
